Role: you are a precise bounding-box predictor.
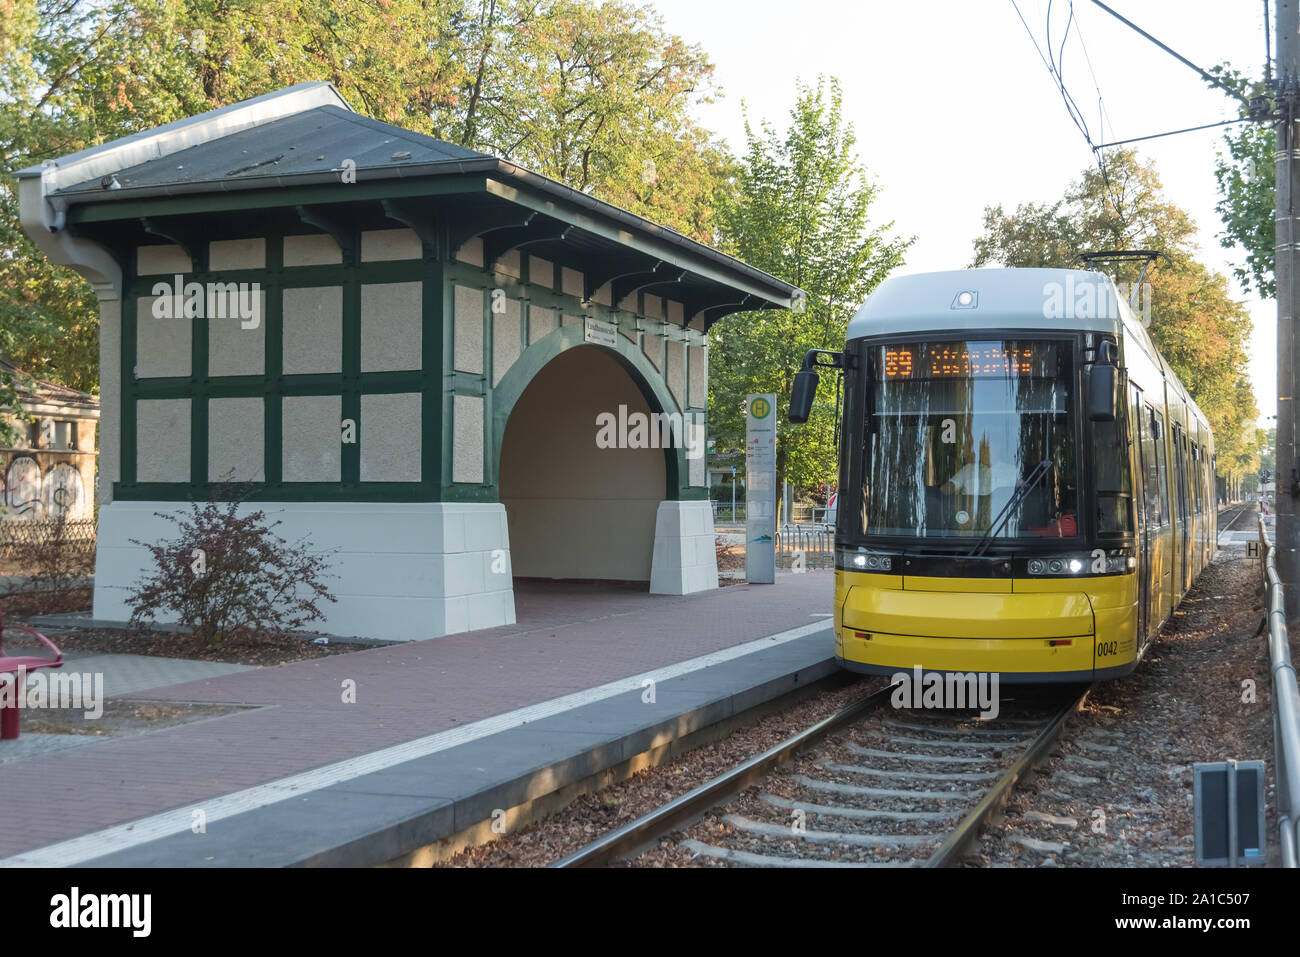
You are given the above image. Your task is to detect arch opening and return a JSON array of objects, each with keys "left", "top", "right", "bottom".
[{"left": 499, "top": 345, "right": 667, "bottom": 584}]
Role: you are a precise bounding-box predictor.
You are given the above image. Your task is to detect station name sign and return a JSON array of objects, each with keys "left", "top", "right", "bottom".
[{"left": 584, "top": 316, "right": 618, "bottom": 347}]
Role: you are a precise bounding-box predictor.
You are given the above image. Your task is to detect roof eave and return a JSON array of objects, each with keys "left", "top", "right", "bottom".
[{"left": 55, "top": 156, "right": 800, "bottom": 309}]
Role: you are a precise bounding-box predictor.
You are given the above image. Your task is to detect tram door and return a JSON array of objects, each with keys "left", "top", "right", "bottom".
[
  {"left": 1130, "top": 385, "right": 1150, "bottom": 645},
  {"left": 1173, "top": 424, "right": 1191, "bottom": 597},
  {"left": 1148, "top": 406, "right": 1174, "bottom": 629}
]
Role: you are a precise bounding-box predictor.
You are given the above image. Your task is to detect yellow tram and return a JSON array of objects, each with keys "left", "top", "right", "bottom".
[{"left": 789, "top": 268, "right": 1216, "bottom": 682}]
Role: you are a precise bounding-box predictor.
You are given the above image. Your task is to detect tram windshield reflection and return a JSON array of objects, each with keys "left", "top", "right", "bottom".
[{"left": 860, "top": 339, "right": 1078, "bottom": 541}]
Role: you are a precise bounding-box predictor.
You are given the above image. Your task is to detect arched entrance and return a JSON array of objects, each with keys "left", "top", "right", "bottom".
[{"left": 499, "top": 345, "right": 667, "bottom": 582}]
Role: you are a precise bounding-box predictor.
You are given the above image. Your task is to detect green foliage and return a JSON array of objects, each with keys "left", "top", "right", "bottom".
[
  {"left": 459, "top": 0, "right": 730, "bottom": 243},
  {"left": 0, "top": 365, "right": 28, "bottom": 447},
  {"left": 972, "top": 148, "right": 1259, "bottom": 482},
  {"left": 710, "top": 78, "right": 911, "bottom": 498},
  {"left": 1207, "top": 65, "right": 1274, "bottom": 299},
  {"left": 0, "top": 0, "right": 151, "bottom": 406},
  {"left": 0, "top": 0, "right": 728, "bottom": 432}
]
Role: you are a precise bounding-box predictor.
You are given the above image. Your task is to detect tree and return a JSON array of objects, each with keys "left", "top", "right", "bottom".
[
  {"left": 0, "top": 0, "right": 731, "bottom": 428},
  {"left": 0, "top": 0, "right": 153, "bottom": 402},
  {"left": 452, "top": 0, "right": 728, "bottom": 242},
  {"left": 1206, "top": 65, "right": 1273, "bottom": 299},
  {"left": 711, "top": 77, "right": 912, "bottom": 500},
  {"left": 972, "top": 149, "right": 1261, "bottom": 486}
]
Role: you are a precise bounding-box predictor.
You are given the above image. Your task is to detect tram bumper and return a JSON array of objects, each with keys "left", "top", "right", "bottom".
[{"left": 835, "top": 578, "right": 1098, "bottom": 682}]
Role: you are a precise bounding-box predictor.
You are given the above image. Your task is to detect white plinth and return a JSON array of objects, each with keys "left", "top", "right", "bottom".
[
  {"left": 93, "top": 501, "right": 516, "bottom": 641},
  {"left": 649, "top": 499, "right": 719, "bottom": 595}
]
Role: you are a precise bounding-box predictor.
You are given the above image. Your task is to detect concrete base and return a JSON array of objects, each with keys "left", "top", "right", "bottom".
[
  {"left": 93, "top": 501, "right": 516, "bottom": 641},
  {"left": 649, "top": 499, "right": 718, "bottom": 595}
]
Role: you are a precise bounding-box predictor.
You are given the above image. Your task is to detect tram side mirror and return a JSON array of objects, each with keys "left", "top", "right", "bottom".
[
  {"left": 1088, "top": 340, "right": 1119, "bottom": 423},
  {"left": 790, "top": 369, "right": 819, "bottom": 424}
]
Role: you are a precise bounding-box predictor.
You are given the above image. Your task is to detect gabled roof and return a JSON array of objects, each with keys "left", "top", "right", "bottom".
[
  {"left": 48, "top": 106, "right": 490, "bottom": 196},
  {"left": 16, "top": 82, "right": 352, "bottom": 192},
  {"left": 17, "top": 82, "right": 800, "bottom": 321}
]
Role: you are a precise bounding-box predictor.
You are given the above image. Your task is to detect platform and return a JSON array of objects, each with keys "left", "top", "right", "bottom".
[{"left": 0, "top": 573, "right": 835, "bottom": 867}]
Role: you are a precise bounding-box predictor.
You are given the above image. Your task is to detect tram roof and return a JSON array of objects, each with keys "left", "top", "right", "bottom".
[
  {"left": 847, "top": 266, "right": 1213, "bottom": 433},
  {"left": 846, "top": 268, "right": 1128, "bottom": 340}
]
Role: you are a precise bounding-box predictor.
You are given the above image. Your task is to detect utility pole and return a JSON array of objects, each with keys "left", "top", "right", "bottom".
[{"left": 1277, "top": 0, "right": 1300, "bottom": 618}]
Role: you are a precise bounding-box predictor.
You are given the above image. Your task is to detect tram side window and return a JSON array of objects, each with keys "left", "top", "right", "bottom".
[
  {"left": 1206, "top": 451, "right": 1213, "bottom": 511},
  {"left": 1193, "top": 444, "right": 1203, "bottom": 515},
  {"left": 1092, "top": 418, "right": 1132, "bottom": 533},
  {"left": 1152, "top": 410, "right": 1170, "bottom": 527},
  {"left": 1173, "top": 427, "right": 1188, "bottom": 522},
  {"left": 1141, "top": 406, "right": 1163, "bottom": 527}
]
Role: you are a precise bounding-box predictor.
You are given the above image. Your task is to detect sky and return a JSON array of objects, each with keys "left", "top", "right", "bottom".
[{"left": 650, "top": 0, "right": 1277, "bottom": 427}]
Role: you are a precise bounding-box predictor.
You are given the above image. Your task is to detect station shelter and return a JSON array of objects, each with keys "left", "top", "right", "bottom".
[{"left": 17, "top": 82, "right": 799, "bottom": 640}]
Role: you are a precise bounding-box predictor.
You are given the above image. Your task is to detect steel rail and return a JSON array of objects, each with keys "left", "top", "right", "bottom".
[
  {"left": 923, "top": 685, "right": 1090, "bottom": 867},
  {"left": 549, "top": 684, "right": 897, "bottom": 868}
]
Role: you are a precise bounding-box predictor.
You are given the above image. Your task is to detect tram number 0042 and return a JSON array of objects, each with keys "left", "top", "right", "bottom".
[{"left": 1096, "top": 640, "right": 1118, "bottom": 657}]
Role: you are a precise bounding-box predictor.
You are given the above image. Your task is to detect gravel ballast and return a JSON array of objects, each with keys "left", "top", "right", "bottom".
[{"left": 439, "top": 525, "right": 1274, "bottom": 868}]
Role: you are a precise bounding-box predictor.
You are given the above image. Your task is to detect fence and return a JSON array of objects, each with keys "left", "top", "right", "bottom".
[
  {"left": 1259, "top": 516, "right": 1300, "bottom": 867},
  {"left": 0, "top": 518, "right": 96, "bottom": 576},
  {"left": 711, "top": 500, "right": 746, "bottom": 523},
  {"left": 775, "top": 523, "right": 835, "bottom": 570}
]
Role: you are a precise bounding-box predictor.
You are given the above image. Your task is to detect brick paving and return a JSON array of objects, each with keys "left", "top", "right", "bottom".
[{"left": 0, "top": 573, "right": 833, "bottom": 856}]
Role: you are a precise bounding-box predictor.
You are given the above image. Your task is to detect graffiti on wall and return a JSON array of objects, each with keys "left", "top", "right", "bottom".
[{"left": 2, "top": 457, "right": 88, "bottom": 519}]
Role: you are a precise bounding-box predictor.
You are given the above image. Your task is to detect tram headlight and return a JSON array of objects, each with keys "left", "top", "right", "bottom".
[
  {"left": 837, "top": 548, "right": 894, "bottom": 572},
  {"left": 1090, "top": 550, "right": 1137, "bottom": 574},
  {"left": 1026, "top": 550, "right": 1135, "bottom": 575}
]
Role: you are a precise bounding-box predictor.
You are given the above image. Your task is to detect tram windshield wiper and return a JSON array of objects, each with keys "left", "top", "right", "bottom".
[{"left": 968, "top": 459, "right": 1052, "bottom": 557}]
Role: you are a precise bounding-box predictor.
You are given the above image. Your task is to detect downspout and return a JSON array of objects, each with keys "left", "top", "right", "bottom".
[{"left": 19, "top": 167, "right": 122, "bottom": 301}]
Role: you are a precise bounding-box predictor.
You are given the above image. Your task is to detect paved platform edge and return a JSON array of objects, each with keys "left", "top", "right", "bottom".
[{"left": 70, "top": 630, "right": 836, "bottom": 867}]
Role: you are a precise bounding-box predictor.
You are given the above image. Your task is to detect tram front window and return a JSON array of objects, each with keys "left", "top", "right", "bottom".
[{"left": 861, "top": 339, "right": 1078, "bottom": 541}]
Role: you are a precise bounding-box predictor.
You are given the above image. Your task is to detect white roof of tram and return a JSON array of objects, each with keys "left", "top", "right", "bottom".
[{"left": 846, "top": 268, "right": 1129, "bottom": 339}]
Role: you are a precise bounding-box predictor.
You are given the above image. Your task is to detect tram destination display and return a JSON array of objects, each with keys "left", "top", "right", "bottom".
[{"left": 882, "top": 341, "right": 1063, "bottom": 379}]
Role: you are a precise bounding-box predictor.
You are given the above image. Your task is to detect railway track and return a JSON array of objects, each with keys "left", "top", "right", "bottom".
[
  {"left": 550, "top": 506, "right": 1248, "bottom": 868},
  {"left": 552, "top": 683, "right": 1089, "bottom": 868},
  {"left": 1217, "top": 501, "right": 1257, "bottom": 541}
]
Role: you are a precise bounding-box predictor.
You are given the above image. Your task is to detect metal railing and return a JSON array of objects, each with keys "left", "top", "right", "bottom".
[
  {"left": 1259, "top": 516, "right": 1300, "bottom": 866},
  {"left": 775, "top": 523, "right": 835, "bottom": 570},
  {"left": 710, "top": 500, "right": 746, "bottom": 523}
]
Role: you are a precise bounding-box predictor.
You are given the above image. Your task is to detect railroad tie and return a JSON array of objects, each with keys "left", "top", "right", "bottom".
[{"left": 759, "top": 793, "right": 961, "bottom": 823}]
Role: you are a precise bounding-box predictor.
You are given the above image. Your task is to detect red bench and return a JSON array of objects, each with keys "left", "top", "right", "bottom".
[{"left": 0, "top": 606, "right": 63, "bottom": 740}]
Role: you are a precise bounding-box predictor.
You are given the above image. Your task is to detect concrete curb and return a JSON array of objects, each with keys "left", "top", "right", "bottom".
[{"left": 78, "top": 630, "right": 836, "bottom": 867}]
